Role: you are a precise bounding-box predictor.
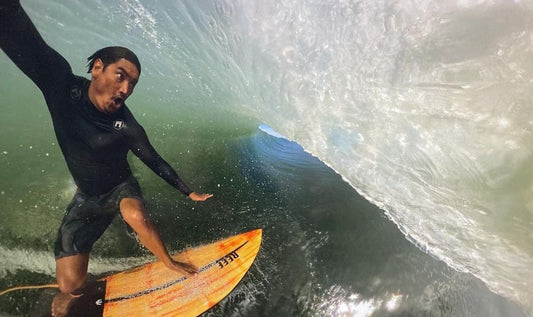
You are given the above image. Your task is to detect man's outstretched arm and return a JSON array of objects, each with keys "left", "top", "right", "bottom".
[{"left": 0, "top": 0, "right": 72, "bottom": 94}]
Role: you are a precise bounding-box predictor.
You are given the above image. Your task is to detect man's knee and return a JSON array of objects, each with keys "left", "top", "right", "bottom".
[{"left": 120, "top": 198, "right": 147, "bottom": 226}]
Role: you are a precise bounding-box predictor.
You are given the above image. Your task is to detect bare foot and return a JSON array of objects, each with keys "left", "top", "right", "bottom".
[
  {"left": 166, "top": 260, "right": 198, "bottom": 276},
  {"left": 51, "top": 292, "right": 80, "bottom": 317}
]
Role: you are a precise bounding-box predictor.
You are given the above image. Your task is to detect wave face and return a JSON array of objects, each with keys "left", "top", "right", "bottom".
[
  {"left": 201, "top": 0, "right": 533, "bottom": 310},
  {"left": 2, "top": 0, "right": 533, "bottom": 313}
]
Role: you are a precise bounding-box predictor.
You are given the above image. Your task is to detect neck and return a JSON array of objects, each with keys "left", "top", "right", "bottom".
[{"left": 88, "top": 82, "right": 105, "bottom": 113}]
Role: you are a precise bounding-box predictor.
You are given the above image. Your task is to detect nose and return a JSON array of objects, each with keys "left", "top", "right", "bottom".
[{"left": 119, "top": 81, "right": 133, "bottom": 97}]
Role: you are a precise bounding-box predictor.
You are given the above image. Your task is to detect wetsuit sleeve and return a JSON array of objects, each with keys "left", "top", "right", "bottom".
[
  {"left": 128, "top": 124, "right": 193, "bottom": 196},
  {"left": 0, "top": 0, "right": 72, "bottom": 96}
]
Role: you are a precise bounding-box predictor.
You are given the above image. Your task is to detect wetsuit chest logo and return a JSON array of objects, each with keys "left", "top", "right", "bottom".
[
  {"left": 70, "top": 86, "right": 82, "bottom": 100},
  {"left": 113, "top": 120, "right": 125, "bottom": 130}
]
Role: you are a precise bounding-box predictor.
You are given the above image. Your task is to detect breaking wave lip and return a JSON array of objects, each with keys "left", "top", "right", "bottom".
[
  {"left": 258, "top": 124, "right": 287, "bottom": 139},
  {"left": 233, "top": 1, "right": 533, "bottom": 312}
]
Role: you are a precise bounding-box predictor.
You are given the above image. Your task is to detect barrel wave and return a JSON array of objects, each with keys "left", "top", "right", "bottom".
[{"left": 1, "top": 0, "right": 532, "bottom": 315}]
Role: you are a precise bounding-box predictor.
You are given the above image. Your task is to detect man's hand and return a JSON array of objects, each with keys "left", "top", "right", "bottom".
[{"left": 188, "top": 192, "right": 213, "bottom": 201}]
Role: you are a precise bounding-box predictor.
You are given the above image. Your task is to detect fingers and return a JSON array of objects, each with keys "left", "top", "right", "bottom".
[
  {"left": 188, "top": 192, "right": 213, "bottom": 201},
  {"left": 198, "top": 193, "right": 213, "bottom": 201}
]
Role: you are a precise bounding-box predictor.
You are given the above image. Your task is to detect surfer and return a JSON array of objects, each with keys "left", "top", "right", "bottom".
[{"left": 0, "top": 0, "right": 213, "bottom": 316}]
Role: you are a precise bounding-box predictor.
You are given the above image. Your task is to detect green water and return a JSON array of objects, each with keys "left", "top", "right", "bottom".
[{"left": 0, "top": 110, "right": 526, "bottom": 315}]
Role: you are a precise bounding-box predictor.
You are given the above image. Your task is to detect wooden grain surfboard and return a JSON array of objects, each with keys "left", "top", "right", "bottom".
[{"left": 65, "top": 229, "right": 262, "bottom": 317}]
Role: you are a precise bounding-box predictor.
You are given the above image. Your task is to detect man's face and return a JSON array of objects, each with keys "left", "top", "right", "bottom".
[{"left": 89, "top": 58, "right": 140, "bottom": 114}]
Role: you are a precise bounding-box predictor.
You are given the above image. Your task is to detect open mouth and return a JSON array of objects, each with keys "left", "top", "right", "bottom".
[{"left": 112, "top": 97, "right": 124, "bottom": 108}]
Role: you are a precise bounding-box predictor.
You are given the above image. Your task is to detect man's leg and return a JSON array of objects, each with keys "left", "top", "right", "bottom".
[
  {"left": 52, "top": 253, "right": 89, "bottom": 317},
  {"left": 119, "top": 198, "right": 197, "bottom": 275},
  {"left": 56, "top": 253, "right": 89, "bottom": 293}
]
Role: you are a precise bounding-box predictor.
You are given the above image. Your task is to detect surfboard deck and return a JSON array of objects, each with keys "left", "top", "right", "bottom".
[{"left": 58, "top": 229, "right": 262, "bottom": 317}]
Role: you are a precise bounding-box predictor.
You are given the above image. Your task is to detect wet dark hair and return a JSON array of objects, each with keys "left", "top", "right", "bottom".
[{"left": 87, "top": 46, "right": 141, "bottom": 74}]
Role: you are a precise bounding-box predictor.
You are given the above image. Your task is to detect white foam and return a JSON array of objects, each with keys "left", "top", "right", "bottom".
[{"left": 0, "top": 246, "right": 147, "bottom": 278}]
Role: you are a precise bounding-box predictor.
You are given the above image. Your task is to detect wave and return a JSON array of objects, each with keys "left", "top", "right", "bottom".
[
  {"left": 9, "top": 0, "right": 533, "bottom": 313},
  {"left": 0, "top": 245, "right": 148, "bottom": 279}
]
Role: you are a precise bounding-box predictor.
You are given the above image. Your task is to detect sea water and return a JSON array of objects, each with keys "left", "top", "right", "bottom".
[{"left": 1, "top": 0, "right": 532, "bottom": 316}]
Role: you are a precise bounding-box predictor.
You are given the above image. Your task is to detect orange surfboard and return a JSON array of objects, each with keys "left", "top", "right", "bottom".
[{"left": 65, "top": 229, "right": 262, "bottom": 316}]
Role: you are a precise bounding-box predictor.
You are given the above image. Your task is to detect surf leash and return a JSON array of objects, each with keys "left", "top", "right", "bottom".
[{"left": 0, "top": 283, "right": 59, "bottom": 296}]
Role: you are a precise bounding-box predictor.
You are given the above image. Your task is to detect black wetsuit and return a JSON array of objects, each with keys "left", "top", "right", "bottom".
[
  {"left": 1, "top": 1, "right": 193, "bottom": 257},
  {"left": 0, "top": 1, "right": 192, "bottom": 197}
]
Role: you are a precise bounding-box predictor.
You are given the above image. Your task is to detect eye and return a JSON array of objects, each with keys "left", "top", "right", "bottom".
[{"left": 116, "top": 71, "right": 125, "bottom": 81}]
